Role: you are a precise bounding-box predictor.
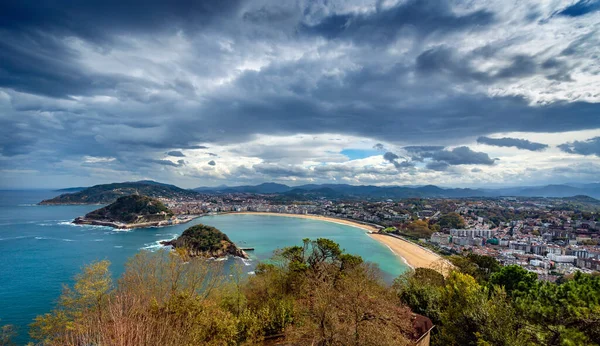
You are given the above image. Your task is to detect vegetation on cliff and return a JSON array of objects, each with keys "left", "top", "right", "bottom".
[
  {"left": 29, "top": 239, "right": 414, "bottom": 345},
  {"left": 40, "top": 180, "right": 199, "bottom": 204},
  {"left": 396, "top": 255, "right": 600, "bottom": 345},
  {"left": 25, "top": 240, "right": 600, "bottom": 345},
  {"left": 80, "top": 195, "right": 173, "bottom": 224},
  {"left": 161, "top": 224, "right": 247, "bottom": 259}
]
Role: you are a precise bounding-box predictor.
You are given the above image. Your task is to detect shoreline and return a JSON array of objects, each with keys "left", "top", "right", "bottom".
[
  {"left": 223, "top": 212, "right": 448, "bottom": 273},
  {"left": 73, "top": 215, "right": 200, "bottom": 229}
]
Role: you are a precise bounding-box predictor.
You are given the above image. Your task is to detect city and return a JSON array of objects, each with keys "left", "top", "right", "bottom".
[{"left": 161, "top": 192, "right": 600, "bottom": 280}]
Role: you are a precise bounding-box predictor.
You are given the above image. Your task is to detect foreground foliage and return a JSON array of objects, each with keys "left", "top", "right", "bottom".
[
  {"left": 28, "top": 239, "right": 600, "bottom": 345},
  {"left": 395, "top": 255, "right": 600, "bottom": 346},
  {"left": 30, "top": 239, "right": 413, "bottom": 345}
]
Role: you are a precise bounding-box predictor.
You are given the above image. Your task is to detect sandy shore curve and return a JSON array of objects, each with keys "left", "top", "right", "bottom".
[{"left": 227, "top": 212, "right": 449, "bottom": 274}]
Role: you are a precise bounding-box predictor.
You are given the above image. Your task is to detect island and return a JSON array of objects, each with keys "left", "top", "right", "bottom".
[
  {"left": 161, "top": 224, "right": 249, "bottom": 259},
  {"left": 73, "top": 195, "right": 194, "bottom": 229}
]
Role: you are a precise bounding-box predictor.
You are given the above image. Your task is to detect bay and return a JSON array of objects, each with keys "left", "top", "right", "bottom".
[{"left": 0, "top": 190, "right": 407, "bottom": 344}]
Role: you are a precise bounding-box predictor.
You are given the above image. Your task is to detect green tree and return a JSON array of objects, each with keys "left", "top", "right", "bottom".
[
  {"left": 436, "top": 272, "right": 522, "bottom": 346},
  {"left": 394, "top": 268, "right": 445, "bottom": 325},
  {"left": 489, "top": 265, "right": 537, "bottom": 297},
  {"left": 437, "top": 213, "right": 466, "bottom": 229},
  {"left": 515, "top": 271, "right": 600, "bottom": 345},
  {"left": 449, "top": 254, "right": 501, "bottom": 283}
]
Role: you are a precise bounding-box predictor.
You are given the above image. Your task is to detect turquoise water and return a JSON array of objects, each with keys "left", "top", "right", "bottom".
[{"left": 0, "top": 190, "right": 407, "bottom": 344}]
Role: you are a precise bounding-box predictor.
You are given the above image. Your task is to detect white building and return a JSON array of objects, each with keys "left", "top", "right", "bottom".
[{"left": 450, "top": 228, "right": 494, "bottom": 239}]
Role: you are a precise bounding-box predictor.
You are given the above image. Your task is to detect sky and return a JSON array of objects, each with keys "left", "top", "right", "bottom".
[{"left": 1, "top": 0, "right": 600, "bottom": 189}]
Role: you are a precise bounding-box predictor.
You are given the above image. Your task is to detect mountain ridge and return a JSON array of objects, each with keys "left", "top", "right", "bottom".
[
  {"left": 193, "top": 182, "right": 600, "bottom": 200},
  {"left": 41, "top": 180, "right": 600, "bottom": 204}
]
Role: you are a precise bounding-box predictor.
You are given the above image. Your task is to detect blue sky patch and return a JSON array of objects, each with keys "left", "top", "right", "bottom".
[
  {"left": 558, "top": 0, "right": 600, "bottom": 17},
  {"left": 340, "top": 149, "right": 380, "bottom": 160}
]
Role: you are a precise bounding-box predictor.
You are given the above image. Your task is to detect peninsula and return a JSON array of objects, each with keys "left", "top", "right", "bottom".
[
  {"left": 161, "top": 224, "right": 248, "bottom": 259},
  {"left": 73, "top": 195, "right": 193, "bottom": 229},
  {"left": 40, "top": 180, "right": 200, "bottom": 205}
]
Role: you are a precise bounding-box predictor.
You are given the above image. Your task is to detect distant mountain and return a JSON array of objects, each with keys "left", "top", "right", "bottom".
[
  {"left": 40, "top": 180, "right": 200, "bottom": 205},
  {"left": 47, "top": 180, "right": 600, "bottom": 204},
  {"left": 194, "top": 184, "right": 229, "bottom": 192},
  {"left": 494, "top": 184, "right": 600, "bottom": 199},
  {"left": 194, "top": 182, "right": 292, "bottom": 194},
  {"left": 193, "top": 182, "right": 600, "bottom": 200},
  {"left": 54, "top": 187, "right": 88, "bottom": 193}
]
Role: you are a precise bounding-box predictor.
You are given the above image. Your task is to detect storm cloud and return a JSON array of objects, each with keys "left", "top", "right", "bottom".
[
  {"left": 558, "top": 137, "right": 600, "bottom": 156},
  {"left": 167, "top": 151, "right": 186, "bottom": 157},
  {"left": 0, "top": 0, "right": 599, "bottom": 188},
  {"left": 430, "top": 147, "right": 496, "bottom": 166},
  {"left": 477, "top": 137, "right": 549, "bottom": 151}
]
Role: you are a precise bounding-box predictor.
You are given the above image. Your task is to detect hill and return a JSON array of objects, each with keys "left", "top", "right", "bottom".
[
  {"left": 73, "top": 195, "right": 174, "bottom": 228},
  {"left": 40, "top": 180, "right": 199, "bottom": 204},
  {"left": 161, "top": 224, "right": 248, "bottom": 258}
]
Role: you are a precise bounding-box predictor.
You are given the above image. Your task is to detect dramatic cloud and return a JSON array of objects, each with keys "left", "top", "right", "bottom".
[
  {"left": 301, "top": 0, "right": 495, "bottom": 45},
  {"left": 558, "top": 137, "right": 600, "bottom": 156},
  {"left": 430, "top": 147, "right": 496, "bottom": 166},
  {"left": 426, "top": 161, "right": 450, "bottom": 171},
  {"left": 476, "top": 136, "right": 549, "bottom": 151},
  {"left": 373, "top": 143, "right": 385, "bottom": 151},
  {"left": 383, "top": 152, "right": 413, "bottom": 170},
  {"left": 0, "top": 0, "right": 599, "bottom": 188},
  {"left": 167, "top": 151, "right": 186, "bottom": 157},
  {"left": 149, "top": 159, "right": 185, "bottom": 167},
  {"left": 403, "top": 146, "right": 446, "bottom": 161}
]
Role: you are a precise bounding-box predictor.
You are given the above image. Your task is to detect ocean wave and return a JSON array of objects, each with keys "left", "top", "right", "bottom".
[
  {"left": 58, "top": 221, "right": 113, "bottom": 230},
  {"left": 140, "top": 238, "right": 174, "bottom": 251},
  {"left": 108, "top": 229, "right": 133, "bottom": 234},
  {"left": 247, "top": 271, "right": 256, "bottom": 275},
  {"left": 114, "top": 245, "right": 123, "bottom": 248},
  {"left": 0, "top": 235, "right": 30, "bottom": 241},
  {"left": 18, "top": 204, "right": 39, "bottom": 207},
  {"left": 92, "top": 239, "right": 104, "bottom": 242},
  {"left": 34, "top": 236, "right": 47, "bottom": 240},
  {"left": 62, "top": 239, "right": 75, "bottom": 242},
  {"left": 241, "top": 258, "right": 253, "bottom": 266}
]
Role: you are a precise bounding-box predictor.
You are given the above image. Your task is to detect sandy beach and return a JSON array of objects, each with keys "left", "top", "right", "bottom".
[
  {"left": 369, "top": 234, "right": 451, "bottom": 274},
  {"left": 231, "top": 212, "right": 380, "bottom": 231},
  {"left": 228, "top": 212, "right": 449, "bottom": 274}
]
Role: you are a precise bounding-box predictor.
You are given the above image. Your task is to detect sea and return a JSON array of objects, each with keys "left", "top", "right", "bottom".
[{"left": 0, "top": 190, "right": 408, "bottom": 344}]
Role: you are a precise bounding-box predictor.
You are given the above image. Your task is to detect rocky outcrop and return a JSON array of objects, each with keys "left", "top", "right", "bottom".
[{"left": 161, "top": 224, "right": 248, "bottom": 259}]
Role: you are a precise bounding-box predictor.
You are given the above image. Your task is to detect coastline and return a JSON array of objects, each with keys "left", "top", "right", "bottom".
[
  {"left": 225, "top": 212, "right": 448, "bottom": 273},
  {"left": 73, "top": 215, "right": 200, "bottom": 229}
]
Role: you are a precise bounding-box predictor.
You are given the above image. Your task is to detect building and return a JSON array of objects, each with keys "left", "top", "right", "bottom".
[
  {"left": 450, "top": 228, "right": 494, "bottom": 238},
  {"left": 430, "top": 232, "right": 451, "bottom": 245}
]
